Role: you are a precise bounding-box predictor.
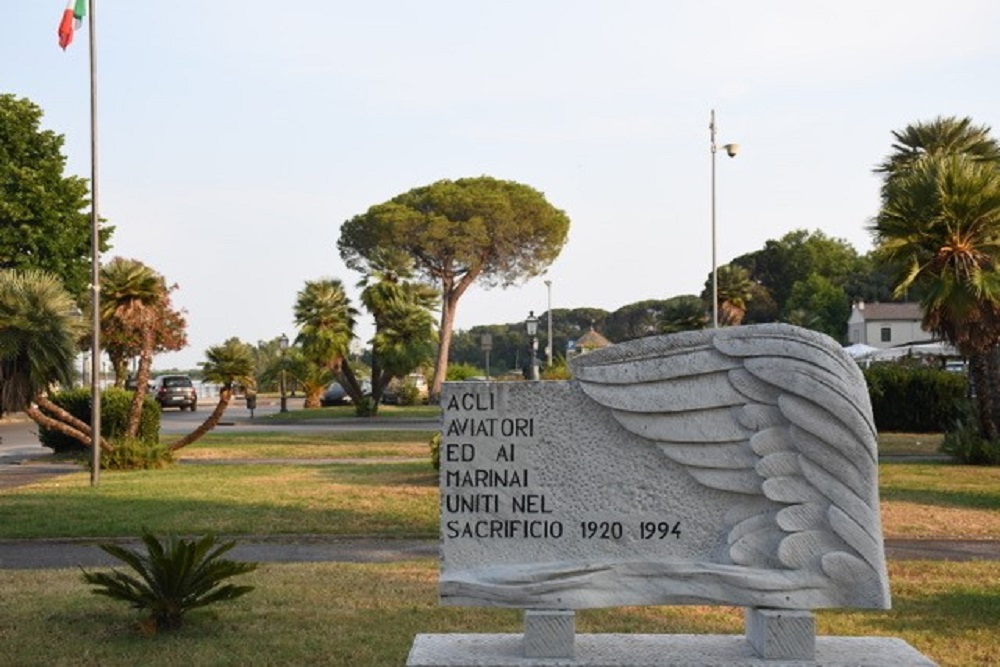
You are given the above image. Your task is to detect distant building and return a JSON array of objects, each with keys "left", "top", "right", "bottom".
[
  {"left": 846, "top": 301, "right": 930, "bottom": 349},
  {"left": 571, "top": 324, "right": 611, "bottom": 356}
]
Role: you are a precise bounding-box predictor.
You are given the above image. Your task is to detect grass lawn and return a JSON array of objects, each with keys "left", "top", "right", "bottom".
[
  {"left": 1, "top": 430, "right": 998, "bottom": 665},
  {"left": 0, "top": 560, "right": 996, "bottom": 666},
  {"left": 166, "top": 430, "right": 437, "bottom": 460},
  {"left": 877, "top": 432, "right": 944, "bottom": 457},
  {"left": 880, "top": 462, "right": 1000, "bottom": 537},
  {"left": 0, "top": 462, "right": 438, "bottom": 539}
]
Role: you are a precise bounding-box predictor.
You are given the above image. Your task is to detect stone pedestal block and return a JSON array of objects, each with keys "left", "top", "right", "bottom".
[
  {"left": 406, "top": 633, "right": 938, "bottom": 666},
  {"left": 745, "top": 607, "right": 816, "bottom": 660},
  {"left": 523, "top": 610, "right": 575, "bottom": 658}
]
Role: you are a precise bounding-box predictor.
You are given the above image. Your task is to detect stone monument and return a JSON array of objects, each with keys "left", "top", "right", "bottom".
[{"left": 408, "top": 324, "right": 936, "bottom": 666}]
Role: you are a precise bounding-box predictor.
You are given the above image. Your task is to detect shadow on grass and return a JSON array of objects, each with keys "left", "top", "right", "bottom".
[
  {"left": 0, "top": 463, "right": 438, "bottom": 539},
  {"left": 879, "top": 462, "right": 1000, "bottom": 510},
  {"left": 880, "top": 486, "right": 1000, "bottom": 510},
  {"left": 316, "top": 462, "right": 437, "bottom": 487},
  {"left": 258, "top": 405, "right": 442, "bottom": 424},
  {"left": 838, "top": 589, "right": 1000, "bottom": 635},
  {"left": 187, "top": 430, "right": 437, "bottom": 445}
]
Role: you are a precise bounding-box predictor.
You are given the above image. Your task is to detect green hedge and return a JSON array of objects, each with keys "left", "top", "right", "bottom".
[
  {"left": 38, "top": 387, "right": 161, "bottom": 454},
  {"left": 862, "top": 363, "right": 968, "bottom": 433}
]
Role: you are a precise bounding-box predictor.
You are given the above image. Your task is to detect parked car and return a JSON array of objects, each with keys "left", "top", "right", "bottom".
[
  {"left": 319, "top": 380, "right": 372, "bottom": 407},
  {"left": 124, "top": 375, "right": 153, "bottom": 391},
  {"left": 320, "top": 382, "right": 351, "bottom": 406},
  {"left": 152, "top": 375, "right": 197, "bottom": 411}
]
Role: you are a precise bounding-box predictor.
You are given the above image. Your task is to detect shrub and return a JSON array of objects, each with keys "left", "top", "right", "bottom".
[
  {"left": 353, "top": 396, "right": 377, "bottom": 418},
  {"left": 38, "top": 387, "right": 160, "bottom": 454},
  {"left": 429, "top": 432, "right": 441, "bottom": 470},
  {"left": 101, "top": 388, "right": 161, "bottom": 440},
  {"left": 396, "top": 379, "right": 423, "bottom": 406},
  {"left": 100, "top": 436, "right": 174, "bottom": 471},
  {"left": 81, "top": 529, "right": 257, "bottom": 634},
  {"left": 541, "top": 356, "right": 571, "bottom": 380},
  {"left": 941, "top": 412, "right": 1000, "bottom": 465},
  {"left": 445, "top": 363, "right": 483, "bottom": 381},
  {"left": 863, "top": 363, "right": 968, "bottom": 433}
]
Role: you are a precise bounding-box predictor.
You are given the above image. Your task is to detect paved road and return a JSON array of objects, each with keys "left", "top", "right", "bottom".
[
  {"left": 0, "top": 403, "right": 439, "bottom": 463},
  {"left": 0, "top": 414, "right": 47, "bottom": 463}
]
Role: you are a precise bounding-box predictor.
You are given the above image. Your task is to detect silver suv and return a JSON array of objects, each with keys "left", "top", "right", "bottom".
[{"left": 152, "top": 375, "right": 197, "bottom": 411}]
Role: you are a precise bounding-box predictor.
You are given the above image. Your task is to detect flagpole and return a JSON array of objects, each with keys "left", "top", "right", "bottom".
[{"left": 87, "top": 0, "right": 102, "bottom": 487}]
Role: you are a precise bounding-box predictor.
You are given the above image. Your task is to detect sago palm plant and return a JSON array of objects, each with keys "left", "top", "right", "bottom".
[{"left": 81, "top": 530, "right": 257, "bottom": 633}]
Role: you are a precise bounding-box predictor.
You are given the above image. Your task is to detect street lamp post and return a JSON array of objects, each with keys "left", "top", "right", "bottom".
[
  {"left": 544, "top": 280, "right": 553, "bottom": 368},
  {"left": 525, "top": 311, "right": 540, "bottom": 381},
  {"left": 278, "top": 333, "right": 289, "bottom": 413},
  {"left": 710, "top": 109, "right": 739, "bottom": 329}
]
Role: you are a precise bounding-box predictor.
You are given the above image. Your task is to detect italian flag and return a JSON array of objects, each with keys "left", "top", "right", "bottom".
[{"left": 57, "top": 0, "right": 87, "bottom": 50}]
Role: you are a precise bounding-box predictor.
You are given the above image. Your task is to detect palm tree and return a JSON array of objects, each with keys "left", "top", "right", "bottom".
[
  {"left": 0, "top": 269, "right": 107, "bottom": 448},
  {"left": 101, "top": 294, "right": 187, "bottom": 388},
  {"left": 714, "top": 264, "right": 754, "bottom": 327},
  {"left": 285, "top": 353, "right": 336, "bottom": 408},
  {"left": 169, "top": 339, "right": 255, "bottom": 450},
  {"left": 293, "top": 279, "right": 360, "bottom": 399},
  {"left": 874, "top": 152, "right": 1000, "bottom": 438},
  {"left": 360, "top": 270, "right": 438, "bottom": 410},
  {"left": 100, "top": 257, "right": 169, "bottom": 436},
  {"left": 659, "top": 295, "right": 708, "bottom": 333},
  {"left": 876, "top": 116, "right": 1000, "bottom": 181}
]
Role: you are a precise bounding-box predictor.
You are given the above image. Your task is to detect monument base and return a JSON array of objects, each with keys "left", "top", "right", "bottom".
[{"left": 406, "top": 633, "right": 937, "bottom": 666}]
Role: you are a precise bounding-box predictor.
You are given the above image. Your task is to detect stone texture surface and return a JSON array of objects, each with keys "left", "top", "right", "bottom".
[
  {"left": 441, "top": 324, "right": 890, "bottom": 611},
  {"left": 406, "top": 633, "right": 938, "bottom": 666},
  {"left": 744, "top": 608, "right": 815, "bottom": 660},
  {"left": 523, "top": 610, "right": 575, "bottom": 658}
]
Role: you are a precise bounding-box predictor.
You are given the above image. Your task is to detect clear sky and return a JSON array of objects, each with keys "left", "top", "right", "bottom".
[{"left": 5, "top": 1, "right": 1000, "bottom": 370}]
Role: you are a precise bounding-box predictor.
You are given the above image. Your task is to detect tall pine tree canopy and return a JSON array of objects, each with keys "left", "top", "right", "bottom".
[{"left": 339, "top": 176, "right": 569, "bottom": 397}]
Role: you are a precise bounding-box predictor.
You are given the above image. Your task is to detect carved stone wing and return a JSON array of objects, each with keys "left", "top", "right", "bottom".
[{"left": 571, "top": 323, "right": 890, "bottom": 608}]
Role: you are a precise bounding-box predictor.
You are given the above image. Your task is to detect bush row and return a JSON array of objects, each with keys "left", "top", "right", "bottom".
[
  {"left": 862, "top": 363, "right": 968, "bottom": 433},
  {"left": 38, "top": 387, "right": 161, "bottom": 454}
]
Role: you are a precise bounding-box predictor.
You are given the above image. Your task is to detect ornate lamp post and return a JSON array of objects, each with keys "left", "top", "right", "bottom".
[
  {"left": 278, "top": 333, "right": 289, "bottom": 413},
  {"left": 525, "top": 311, "right": 540, "bottom": 381},
  {"left": 710, "top": 109, "right": 739, "bottom": 329}
]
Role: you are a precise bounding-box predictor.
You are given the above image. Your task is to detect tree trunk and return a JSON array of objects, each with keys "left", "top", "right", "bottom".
[
  {"left": 303, "top": 386, "right": 323, "bottom": 408},
  {"left": 110, "top": 354, "right": 128, "bottom": 388},
  {"left": 360, "top": 357, "right": 386, "bottom": 417},
  {"left": 987, "top": 345, "right": 1000, "bottom": 439},
  {"left": 340, "top": 360, "right": 365, "bottom": 405},
  {"left": 429, "top": 270, "right": 479, "bottom": 401},
  {"left": 337, "top": 361, "right": 377, "bottom": 417},
  {"left": 720, "top": 301, "right": 746, "bottom": 327},
  {"left": 372, "top": 368, "right": 393, "bottom": 410},
  {"left": 126, "top": 327, "right": 155, "bottom": 437},
  {"left": 36, "top": 395, "right": 94, "bottom": 437},
  {"left": 24, "top": 405, "right": 112, "bottom": 452},
  {"left": 431, "top": 296, "right": 456, "bottom": 401},
  {"left": 168, "top": 387, "right": 233, "bottom": 451},
  {"left": 969, "top": 351, "right": 999, "bottom": 441}
]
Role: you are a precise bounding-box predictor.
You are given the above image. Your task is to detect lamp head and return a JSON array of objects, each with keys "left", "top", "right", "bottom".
[{"left": 525, "top": 311, "right": 539, "bottom": 336}]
